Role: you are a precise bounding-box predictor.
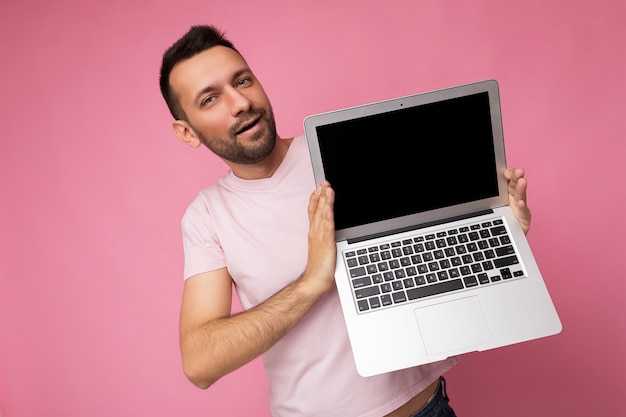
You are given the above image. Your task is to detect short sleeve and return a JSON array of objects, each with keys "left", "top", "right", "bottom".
[{"left": 181, "top": 194, "right": 227, "bottom": 280}]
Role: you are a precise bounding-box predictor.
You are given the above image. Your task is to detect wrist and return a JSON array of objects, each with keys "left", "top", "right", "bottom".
[{"left": 297, "top": 270, "right": 334, "bottom": 301}]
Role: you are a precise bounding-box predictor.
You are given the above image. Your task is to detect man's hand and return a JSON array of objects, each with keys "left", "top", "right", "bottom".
[
  {"left": 303, "top": 181, "right": 337, "bottom": 295},
  {"left": 505, "top": 168, "right": 532, "bottom": 235}
]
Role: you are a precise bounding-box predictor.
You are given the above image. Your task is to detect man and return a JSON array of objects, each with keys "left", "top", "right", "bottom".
[{"left": 159, "top": 25, "right": 532, "bottom": 417}]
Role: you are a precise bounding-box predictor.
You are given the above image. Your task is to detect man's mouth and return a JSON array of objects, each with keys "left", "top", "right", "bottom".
[{"left": 234, "top": 115, "right": 262, "bottom": 136}]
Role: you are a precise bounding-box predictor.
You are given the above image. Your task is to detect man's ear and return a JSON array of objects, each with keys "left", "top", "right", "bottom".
[{"left": 172, "top": 120, "right": 202, "bottom": 148}]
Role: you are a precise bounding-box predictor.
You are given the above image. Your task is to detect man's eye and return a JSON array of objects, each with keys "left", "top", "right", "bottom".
[
  {"left": 237, "top": 78, "right": 251, "bottom": 87},
  {"left": 201, "top": 96, "right": 216, "bottom": 106}
]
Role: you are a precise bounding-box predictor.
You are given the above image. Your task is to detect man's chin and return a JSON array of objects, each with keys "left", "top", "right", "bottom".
[{"left": 235, "top": 135, "right": 277, "bottom": 165}]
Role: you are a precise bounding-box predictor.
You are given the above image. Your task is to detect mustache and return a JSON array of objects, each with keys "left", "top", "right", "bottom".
[{"left": 229, "top": 108, "right": 266, "bottom": 136}]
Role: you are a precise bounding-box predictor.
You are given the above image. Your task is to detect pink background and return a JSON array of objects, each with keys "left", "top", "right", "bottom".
[{"left": 1, "top": 0, "right": 624, "bottom": 416}]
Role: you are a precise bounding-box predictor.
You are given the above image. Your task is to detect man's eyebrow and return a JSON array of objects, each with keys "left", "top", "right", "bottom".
[{"left": 193, "top": 67, "right": 252, "bottom": 105}]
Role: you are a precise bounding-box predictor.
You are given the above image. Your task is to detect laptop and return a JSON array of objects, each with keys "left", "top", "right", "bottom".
[{"left": 304, "top": 80, "right": 562, "bottom": 377}]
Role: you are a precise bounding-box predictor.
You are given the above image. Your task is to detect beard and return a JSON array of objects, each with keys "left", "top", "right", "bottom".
[{"left": 194, "top": 106, "right": 278, "bottom": 165}]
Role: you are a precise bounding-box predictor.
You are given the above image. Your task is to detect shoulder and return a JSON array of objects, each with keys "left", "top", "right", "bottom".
[{"left": 181, "top": 185, "right": 223, "bottom": 232}]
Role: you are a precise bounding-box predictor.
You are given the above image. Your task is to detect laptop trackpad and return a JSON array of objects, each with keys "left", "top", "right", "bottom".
[{"left": 414, "top": 296, "right": 492, "bottom": 355}]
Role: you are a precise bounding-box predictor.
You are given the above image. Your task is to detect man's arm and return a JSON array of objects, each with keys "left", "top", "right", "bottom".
[
  {"left": 505, "top": 167, "right": 532, "bottom": 235},
  {"left": 179, "top": 182, "right": 336, "bottom": 389}
]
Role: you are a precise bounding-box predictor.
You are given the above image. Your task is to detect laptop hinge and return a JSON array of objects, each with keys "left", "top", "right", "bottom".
[{"left": 346, "top": 209, "right": 495, "bottom": 245}]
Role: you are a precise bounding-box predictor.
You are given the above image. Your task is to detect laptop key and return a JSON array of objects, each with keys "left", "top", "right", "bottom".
[
  {"left": 349, "top": 266, "right": 367, "bottom": 278},
  {"left": 478, "top": 273, "right": 490, "bottom": 284},
  {"left": 369, "top": 297, "right": 382, "bottom": 309},
  {"left": 352, "top": 276, "right": 372, "bottom": 288},
  {"left": 493, "top": 255, "right": 519, "bottom": 268},
  {"left": 482, "top": 260, "right": 495, "bottom": 270},
  {"left": 501, "top": 268, "right": 513, "bottom": 279},
  {"left": 406, "top": 279, "right": 464, "bottom": 300},
  {"left": 355, "top": 286, "right": 380, "bottom": 299},
  {"left": 392, "top": 291, "right": 407, "bottom": 303},
  {"left": 495, "top": 245, "right": 516, "bottom": 256},
  {"left": 380, "top": 294, "right": 393, "bottom": 306},
  {"left": 490, "top": 225, "right": 507, "bottom": 236},
  {"left": 464, "top": 276, "right": 479, "bottom": 287}
]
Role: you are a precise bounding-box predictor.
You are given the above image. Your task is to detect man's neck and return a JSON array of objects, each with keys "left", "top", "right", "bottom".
[{"left": 228, "top": 137, "right": 294, "bottom": 180}]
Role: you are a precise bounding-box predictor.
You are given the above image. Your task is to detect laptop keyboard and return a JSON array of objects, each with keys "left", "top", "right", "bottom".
[{"left": 344, "top": 218, "right": 525, "bottom": 314}]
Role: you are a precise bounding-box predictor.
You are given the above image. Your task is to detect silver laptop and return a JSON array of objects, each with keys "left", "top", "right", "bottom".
[{"left": 304, "top": 80, "right": 562, "bottom": 377}]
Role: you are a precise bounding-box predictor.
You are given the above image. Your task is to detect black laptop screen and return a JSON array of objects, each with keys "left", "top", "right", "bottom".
[{"left": 316, "top": 92, "right": 499, "bottom": 231}]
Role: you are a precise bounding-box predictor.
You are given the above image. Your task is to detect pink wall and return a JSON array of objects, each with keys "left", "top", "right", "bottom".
[{"left": 1, "top": 0, "right": 624, "bottom": 415}]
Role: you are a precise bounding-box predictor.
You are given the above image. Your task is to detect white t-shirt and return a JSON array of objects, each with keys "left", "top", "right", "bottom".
[{"left": 181, "top": 135, "right": 457, "bottom": 417}]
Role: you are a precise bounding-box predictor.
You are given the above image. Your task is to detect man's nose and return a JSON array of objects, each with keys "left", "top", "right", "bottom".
[{"left": 224, "top": 87, "right": 252, "bottom": 116}]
